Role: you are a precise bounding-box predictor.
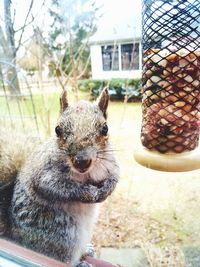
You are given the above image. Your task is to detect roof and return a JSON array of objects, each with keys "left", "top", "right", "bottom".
[{"left": 89, "top": 4, "right": 142, "bottom": 45}]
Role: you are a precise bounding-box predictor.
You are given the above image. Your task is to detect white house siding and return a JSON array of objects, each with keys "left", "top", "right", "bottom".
[
  {"left": 90, "top": 42, "right": 142, "bottom": 80},
  {"left": 90, "top": 45, "right": 103, "bottom": 79}
]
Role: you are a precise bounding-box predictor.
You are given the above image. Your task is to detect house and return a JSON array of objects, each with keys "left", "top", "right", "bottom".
[{"left": 89, "top": 12, "right": 142, "bottom": 80}]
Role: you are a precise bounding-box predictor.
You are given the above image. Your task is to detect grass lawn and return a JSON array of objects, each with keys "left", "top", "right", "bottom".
[{"left": 1, "top": 88, "right": 200, "bottom": 266}]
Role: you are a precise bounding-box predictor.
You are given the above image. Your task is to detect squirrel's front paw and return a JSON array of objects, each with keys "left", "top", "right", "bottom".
[
  {"left": 85, "top": 243, "right": 96, "bottom": 258},
  {"left": 81, "top": 243, "right": 96, "bottom": 259},
  {"left": 75, "top": 260, "right": 93, "bottom": 267},
  {"left": 79, "top": 184, "right": 98, "bottom": 203}
]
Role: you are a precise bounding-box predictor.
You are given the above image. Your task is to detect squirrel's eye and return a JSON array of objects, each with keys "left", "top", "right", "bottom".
[
  {"left": 55, "top": 126, "right": 62, "bottom": 137},
  {"left": 101, "top": 123, "right": 108, "bottom": 136}
]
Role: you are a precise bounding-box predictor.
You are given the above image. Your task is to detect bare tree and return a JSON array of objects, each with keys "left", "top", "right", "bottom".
[
  {"left": 2, "top": 0, "right": 45, "bottom": 95},
  {"left": 4, "top": 0, "right": 20, "bottom": 94},
  {"left": 48, "top": 0, "right": 99, "bottom": 100}
]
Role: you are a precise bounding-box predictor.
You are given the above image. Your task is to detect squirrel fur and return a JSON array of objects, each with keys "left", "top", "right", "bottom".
[{"left": 0, "top": 88, "right": 119, "bottom": 266}]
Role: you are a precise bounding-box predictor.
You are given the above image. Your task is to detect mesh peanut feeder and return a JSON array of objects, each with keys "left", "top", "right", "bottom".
[{"left": 134, "top": 0, "right": 200, "bottom": 172}]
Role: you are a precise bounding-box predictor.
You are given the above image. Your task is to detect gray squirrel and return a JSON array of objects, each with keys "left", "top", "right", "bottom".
[{"left": 0, "top": 88, "right": 119, "bottom": 266}]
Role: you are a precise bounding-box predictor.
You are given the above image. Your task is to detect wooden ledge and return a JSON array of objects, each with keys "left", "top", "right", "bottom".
[
  {"left": 0, "top": 238, "right": 118, "bottom": 267},
  {"left": 0, "top": 238, "right": 69, "bottom": 267}
]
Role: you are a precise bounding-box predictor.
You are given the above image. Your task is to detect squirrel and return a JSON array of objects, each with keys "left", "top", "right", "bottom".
[{"left": 0, "top": 88, "right": 119, "bottom": 267}]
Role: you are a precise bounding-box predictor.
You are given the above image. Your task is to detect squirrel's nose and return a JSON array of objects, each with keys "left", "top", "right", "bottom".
[{"left": 72, "top": 155, "right": 92, "bottom": 173}]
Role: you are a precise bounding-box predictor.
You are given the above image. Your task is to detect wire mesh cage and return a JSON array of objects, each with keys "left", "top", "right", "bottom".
[{"left": 141, "top": 0, "right": 200, "bottom": 153}]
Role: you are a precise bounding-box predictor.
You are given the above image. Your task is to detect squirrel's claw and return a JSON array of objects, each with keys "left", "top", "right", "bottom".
[
  {"left": 77, "top": 177, "right": 118, "bottom": 204},
  {"left": 83, "top": 243, "right": 96, "bottom": 258},
  {"left": 75, "top": 260, "right": 93, "bottom": 267}
]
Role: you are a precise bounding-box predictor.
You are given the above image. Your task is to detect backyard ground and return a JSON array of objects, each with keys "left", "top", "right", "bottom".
[
  {"left": 1, "top": 85, "right": 200, "bottom": 267},
  {"left": 93, "top": 100, "right": 200, "bottom": 267}
]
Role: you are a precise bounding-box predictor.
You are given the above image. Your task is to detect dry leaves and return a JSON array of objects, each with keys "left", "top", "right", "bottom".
[{"left": 92, "top": 192, "right": 185, "bottom": 267}]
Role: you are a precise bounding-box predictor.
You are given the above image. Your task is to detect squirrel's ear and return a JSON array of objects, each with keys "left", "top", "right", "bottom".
[
  {"left": 97, "top": 87, "right": 109, "bottom": 119},
  {"left": 60, "top": 90, "right": 68, "bottom": 113}
]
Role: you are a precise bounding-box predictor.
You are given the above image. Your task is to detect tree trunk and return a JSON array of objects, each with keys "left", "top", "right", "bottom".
[{"left": 4, "top": 0, "right": 20, "bottom": 95}]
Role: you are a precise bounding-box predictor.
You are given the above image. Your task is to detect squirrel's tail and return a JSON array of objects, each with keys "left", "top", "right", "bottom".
[
  {"left": 0, "top": 130, "right": 40, "bottom": 236},
  {"left": 0, "top": 130, "right": 39, "bottom": 186}
]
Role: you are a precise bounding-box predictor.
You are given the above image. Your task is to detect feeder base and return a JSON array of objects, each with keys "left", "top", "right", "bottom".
[{"left": 134, "top": 146, "right": 200, "bottom": 172}]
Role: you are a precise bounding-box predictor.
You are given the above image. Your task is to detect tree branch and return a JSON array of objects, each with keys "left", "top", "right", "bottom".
[
  {"left": 0, "top": 26, "right": 8, "bottom": 55},
  {"left": 12, "top": 7, "right": 16, "bottom": 26},
  {"left": 15, "top": 0, "right": 34, "bottom": 52},
  {"left": 77, "top": 53, "right": 91, "bottom": 80},
  {"left": 15, "top": 0, "right": 46, "bottom": 52},
  {"left": 14, "top": 0, "right": 46, "bottom": 35}
]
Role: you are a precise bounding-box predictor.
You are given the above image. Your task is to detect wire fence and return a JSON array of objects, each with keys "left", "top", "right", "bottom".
[{"left": 0, "top": 60, "right": 40, "bottom": 135}]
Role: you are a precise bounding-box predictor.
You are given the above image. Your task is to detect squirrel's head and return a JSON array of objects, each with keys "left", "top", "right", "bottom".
[{"left": 55, "top": 88, "right": 112, "bottom": 180}]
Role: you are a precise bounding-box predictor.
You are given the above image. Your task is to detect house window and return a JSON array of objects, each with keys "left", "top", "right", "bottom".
[
  {"left": 101, "top": 45, "right": 119, "bottom": 71},
  {"left": 101, "top": 43, "right": 140, "bottom": 71},
  {"left": 121, "top": 43, "right": 139, "bottom": 70}
]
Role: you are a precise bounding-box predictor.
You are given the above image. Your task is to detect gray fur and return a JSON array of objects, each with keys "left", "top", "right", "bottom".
[{"left": 9, "top": 89, "right": 119, "bottom": 266}]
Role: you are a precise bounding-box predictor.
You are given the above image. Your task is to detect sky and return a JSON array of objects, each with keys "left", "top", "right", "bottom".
[
  {"left": 96, "top": 0, "right": 141, "bottom": 24},
  {"left": 0, "top": 0, "right": 142, "bottom": 40},
  {"left": 0, "top": 0, "right": 142, "bottom": 58},
  {"left": 92, "top": 0, "right": 142, "bottom": 42}
]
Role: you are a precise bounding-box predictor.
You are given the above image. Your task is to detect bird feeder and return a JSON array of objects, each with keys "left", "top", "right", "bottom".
[{"left": 134, "top": 0, "right": 200, "bottom": 172}]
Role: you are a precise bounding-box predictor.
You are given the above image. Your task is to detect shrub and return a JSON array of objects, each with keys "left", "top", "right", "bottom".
[
  {"left": 77, "top": 78, "right": 142, "bottom": 101},
  {"left": 77, "top": 79, "right": 103, "bottom": 93}
]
